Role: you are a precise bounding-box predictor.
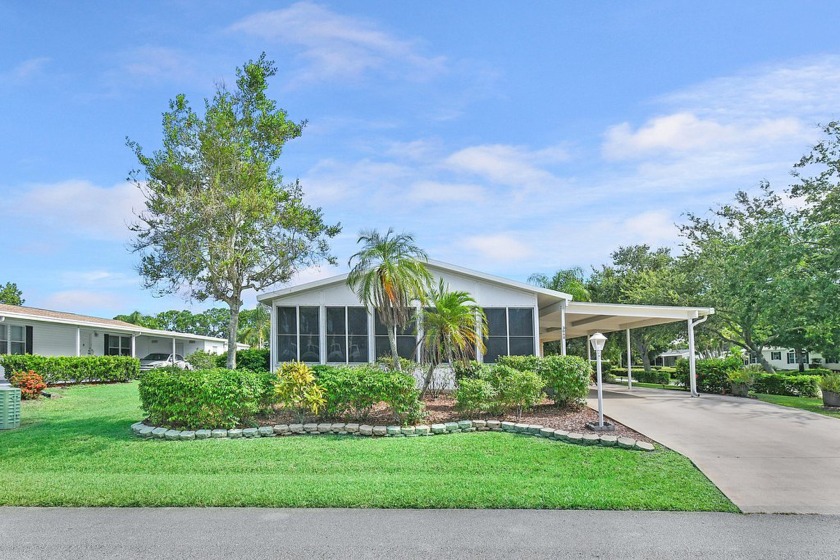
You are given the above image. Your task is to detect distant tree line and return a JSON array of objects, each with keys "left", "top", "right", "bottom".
[{"left": 114, "top": 306, "right": 269, "bottom": 349}]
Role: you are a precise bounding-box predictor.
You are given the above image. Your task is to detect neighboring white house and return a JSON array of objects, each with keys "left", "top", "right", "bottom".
[
  {"left": 256, "top": 260, "right": 715, "bottom": 389},
  {"left": 743, "top": 348, "right": 839, "bottom": 371},
  {"left": 0, "top": 303, "right": 245, "bottom": 368}
]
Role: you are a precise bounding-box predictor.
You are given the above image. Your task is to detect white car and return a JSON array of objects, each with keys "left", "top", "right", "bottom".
[{"left": 139, "top": 353, "right": 193, "bottom": 371}]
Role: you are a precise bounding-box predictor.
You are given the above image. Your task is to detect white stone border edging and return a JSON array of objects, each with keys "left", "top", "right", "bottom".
[{"left": 130, "top": 419, "right": 655, "bottom": 452}]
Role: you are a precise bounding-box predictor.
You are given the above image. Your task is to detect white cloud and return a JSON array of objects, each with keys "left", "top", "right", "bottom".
[
  {"left": 229, "top": 1, "right": 446, "bottom": 83},
  {"left": 603, "top": 113, "right": 804, "bottom": 160},
  {"left": 40, "top": 290, "right": 125, "bottom": 315},
  {"left": 594, "top": 55, "right": 840, "bottom": 200},
  {"left": 461, "top": 233, "right": 534, "bottom": 262},
  {"left": 3, "top": 57, "right": 49, "bottom": 82},
  {"left": 59, "top": 270, "right": 138, "bottom": 288},
  {"left": 119, "top": 46, "right": 196, "bottom": 83},
  {"left": 661, "top": 55, "right": 840, "bottom": 120},
  {"left": 445, "top": 144, "right": 570, "bottom": 191},
  {"left": 10, "top": 180, "right": 145, "bottom": 240},
  {"left": 407, "top": 181, "right": 485, "bottom": 203}
]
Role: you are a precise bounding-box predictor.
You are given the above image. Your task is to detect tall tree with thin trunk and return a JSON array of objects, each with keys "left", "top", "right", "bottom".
[
  {"left": 127, "top": 54, "right": 340, "bottom": 368},
  {"left": 420, "top": 280, "right": 487, "bottom": 396},
  {"left": 347, "top": 229, "right": 432, "bottom": 371}
]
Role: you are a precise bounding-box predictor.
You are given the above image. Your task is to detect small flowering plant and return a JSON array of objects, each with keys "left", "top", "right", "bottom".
[{"left": 10, "top": 370, "right": 47, "bottom": 400}]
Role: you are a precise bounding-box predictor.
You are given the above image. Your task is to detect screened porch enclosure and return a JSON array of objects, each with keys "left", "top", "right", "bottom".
[{"left": 273, "top": 305, "right": 536, "bottom": 366}]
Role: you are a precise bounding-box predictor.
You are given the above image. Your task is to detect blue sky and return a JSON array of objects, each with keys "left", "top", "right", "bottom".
[{"left": 3, "top": 1, "right": 840, "bottom": 317}]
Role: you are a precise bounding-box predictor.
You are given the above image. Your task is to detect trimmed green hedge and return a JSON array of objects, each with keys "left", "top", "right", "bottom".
[
  {"left": 214, "top": 348, "right": 271, "bottom": 372},
  {"left": 313, "top": 365, "right": 424, "bottom": 425},
  {"left": 138, "top": 367, "right": 276, "bottom": 429},
  {"left": 675, "top": 356, "right": 743, "bottom": 394},
  {"left": 0, "top": 355, "right": 140, "bottom": 384},
  {"left": 499, "top": 354, "right": 590, "bottom": 406},
  {"left": 753, "top": 373, "right": 821, "bottom": 398}
]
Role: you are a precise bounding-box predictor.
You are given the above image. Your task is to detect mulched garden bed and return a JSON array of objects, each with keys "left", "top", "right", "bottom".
[{"left": 260, "top": 394, "right": 653, "bottom": 444}]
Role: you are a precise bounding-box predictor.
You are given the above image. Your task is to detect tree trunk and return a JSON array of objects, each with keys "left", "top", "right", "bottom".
[
  {"left": 635, "top": 340, "right": 652, "bottom": 373},
  {"left": 421, "top": 361, "right": 436, "bottom": 397},
  {"left": 387, "top": 325, "right": 401, "bottom": 371},
  {"left": 226, "top": 300, "right": 241, "bottom": 370},
  {"left": 795, "top": 348, "right": 806, "bottom": 373},
  {"left": 747, "top": 342, "right": 774, "bottom": 372}
]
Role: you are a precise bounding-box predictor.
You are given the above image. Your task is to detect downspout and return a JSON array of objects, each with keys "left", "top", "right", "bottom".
[{"left": 688, "top": 314, "right": 709, "bottom": 398}]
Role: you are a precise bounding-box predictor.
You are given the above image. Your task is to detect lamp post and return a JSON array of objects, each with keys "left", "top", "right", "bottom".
[{"left": 590, "top": 332, "right": 608, "bottom": 429}]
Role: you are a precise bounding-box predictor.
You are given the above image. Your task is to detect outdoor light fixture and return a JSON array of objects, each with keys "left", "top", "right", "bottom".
[
  {"left": 589, "top": 332, "right": 607, "bottom": 353},
  {"left": 587, "top": 332, "right": 614, "bottom": 432}
]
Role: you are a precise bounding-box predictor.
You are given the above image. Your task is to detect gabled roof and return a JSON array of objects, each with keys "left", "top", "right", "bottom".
[
  {"left": 256, "top": 259, "right": 573, "bottom": 304},
  {"left": 0, "top": 303, "right": 237, "bottom": 344}
]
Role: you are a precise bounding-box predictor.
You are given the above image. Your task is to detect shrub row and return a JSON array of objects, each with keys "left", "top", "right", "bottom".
[
  {"left": 0, "top": 355, "right": 140, "bottom": 385},
  {"left": 139, "top": 367, "right": 276, "bottom": 430},
  {"left": 453, "top": 355, "right": 591, "bottom": 419},
  {"left": 499, "top": 354, "right": 591, "bottom": 406},
  {"left": 455, "top": 365, "right": 544, "bottom": 420},
  {"left": 314, "top": 365, "right": 423, "bottom": 423},
  {"left": 675, "top": 356, "right": 743, "bottom": 394},
  {"left": 609, "top": 367, "right": 671, "bottom": 385},
  {"left": 139, "top": 362, "right": 425, "bottom": 429},
  {"left": 752, "top": 373, "right": 821, "bottom": 398},
  {"left": 208, "top": 348, "right": 271, "bottom": 372}
]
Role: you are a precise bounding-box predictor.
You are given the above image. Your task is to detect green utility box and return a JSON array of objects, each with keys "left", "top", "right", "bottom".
[{"left": 0, "top": 387, "right": 21, "bottom": 430}]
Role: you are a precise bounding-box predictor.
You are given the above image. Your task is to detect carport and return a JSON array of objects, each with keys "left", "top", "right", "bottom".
[{"left": 538, "top": 300, "right": 715, "bottom": 397}]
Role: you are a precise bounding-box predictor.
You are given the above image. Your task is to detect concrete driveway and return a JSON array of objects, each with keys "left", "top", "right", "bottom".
[{"left": 588, "top": 386, "right": 840, "bottom": 514}]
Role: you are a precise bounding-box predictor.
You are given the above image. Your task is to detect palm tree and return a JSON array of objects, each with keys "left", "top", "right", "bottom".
[
  {"left": 529, "top": 267, "right": 591, "bottom": 302},
  {"left": 347, "top": 228, "right": 433, "bottom": 371},
  {"left": 237, "top": 306, "right": 270, "bottom": 348},
  {"left": 420, "top": 280, "right": 488, "bottom": 397}
]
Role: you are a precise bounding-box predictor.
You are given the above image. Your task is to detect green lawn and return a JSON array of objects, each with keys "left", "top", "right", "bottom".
[
  {"left": 0, "top": 383, "right": 736, "bottom": 511},
  {"left": 754, "top": 393, "right": 840, "bottom": 419}
]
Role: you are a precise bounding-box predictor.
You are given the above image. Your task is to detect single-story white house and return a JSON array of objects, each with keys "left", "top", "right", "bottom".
[
  {"left": 655, "top": 348, "right": 839, "bottom": 371},
  {"left": 0, "top": 303, "right": 245, "bottom": 370},
  {"left": 745, "top": 348, "right": 839, "bottom": 371},
  {"left": 256, "top": 260, "right": 715, "bottom": 394}
]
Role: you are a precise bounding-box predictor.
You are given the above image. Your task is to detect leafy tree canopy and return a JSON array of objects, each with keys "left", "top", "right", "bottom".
[
  {"left": 127, "top": 54, "right": 340, "bottom": 368},
  {"left": 0, "top": 282, "right": 24, "bottom": 306}
]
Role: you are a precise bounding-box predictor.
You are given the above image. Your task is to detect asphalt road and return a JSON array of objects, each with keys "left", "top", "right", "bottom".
[{"left": 2, "top": 508, "right": 839, "bottom": 559}]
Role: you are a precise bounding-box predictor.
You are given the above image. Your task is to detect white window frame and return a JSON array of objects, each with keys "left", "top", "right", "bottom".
[
  {"left": 3, "top": 323, "right": 27, "bottom": 355},
  {"left": 107, "top": 334, "right": 132, "bottom": 356}
]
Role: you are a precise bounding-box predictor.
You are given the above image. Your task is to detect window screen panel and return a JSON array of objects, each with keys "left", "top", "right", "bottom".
[
  {"left": 509, "top": 336, "right": 534, "bottom": 356},
  {"left": 484, "top": 308, "right": 507, "bottom": 337},
  {"left": 484, "top": 337, "right": 507, "bottom": 364},
  {"left": 508, "top": 308, "right": 534, "bottom": 337},
  {"left": 277, "top": 307, "right": 297, "bottom": 335}
]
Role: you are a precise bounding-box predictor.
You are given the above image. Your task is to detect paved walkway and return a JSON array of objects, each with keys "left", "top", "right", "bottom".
[
  {"left": 589, "top": 386, "right": 840, "bottom": 514},
  {"left": 2, "top": 508, "right": 839, "bottom": 559}
]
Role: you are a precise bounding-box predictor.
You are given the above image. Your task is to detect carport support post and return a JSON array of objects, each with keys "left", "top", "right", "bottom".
[
  {"left": 130, "top": 334, "right": 136, "bottom": 358},
  {"left": 586, "top": 335, "right": 591, "bottom": 362},
  {"left": 626, "top": 328, "right": 633, "bottom": 390},
  {"left": 75, "top": 327, "right": 81, "bottom": 357},
  {"left": 560, "top": 300, "right": 567, "bottom": 356},
  {"left": 172, "top": 338, "right": 176, "bottom": 365},
  {"left": 688, "top": 318, "right": 698, "bottom": 397}
]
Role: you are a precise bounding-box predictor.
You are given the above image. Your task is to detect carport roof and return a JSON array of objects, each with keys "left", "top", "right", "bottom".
[{"left": 540, "top": 301, "right": 715, "bottom": 341}]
